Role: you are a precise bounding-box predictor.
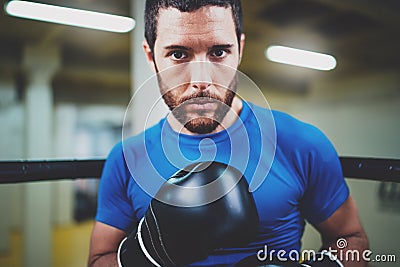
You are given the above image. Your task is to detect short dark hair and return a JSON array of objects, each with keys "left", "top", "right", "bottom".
[{"left": 145, "top": 0, "right": 243, "bottom": 53}]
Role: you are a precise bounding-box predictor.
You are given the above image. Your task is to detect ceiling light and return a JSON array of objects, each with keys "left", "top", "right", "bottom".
[
  {"left": 265, "top": 45, "right": 337, "bottom": 71},
  {"left": 5, "top": 0, "right": 135, "bottom": 33}
]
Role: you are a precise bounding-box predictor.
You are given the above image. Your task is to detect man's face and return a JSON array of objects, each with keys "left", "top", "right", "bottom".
[{"left": 148, "top": 6, "right": 243, "bottom": 134}]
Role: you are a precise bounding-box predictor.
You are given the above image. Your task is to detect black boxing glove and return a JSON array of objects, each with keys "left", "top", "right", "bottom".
[
  {"left": 117, "top": 161, "right": 259, "bottom": 266},
  {"left": 301, "top": 251, "right": 344, "bottom": 267},
  {"left": 117, "top": 222, "right": 154, "bottom": 267}
]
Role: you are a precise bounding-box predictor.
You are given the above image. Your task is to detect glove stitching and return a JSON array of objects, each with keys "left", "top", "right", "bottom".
[
  {"left": 150, "top": 203, "right": 176, "bottom": 266},
  {"left": 144, "top": 215, "right": 166, "bottom": 266},
  {"left": 137, "top": 218, "right": 162, "bottom": 267}
]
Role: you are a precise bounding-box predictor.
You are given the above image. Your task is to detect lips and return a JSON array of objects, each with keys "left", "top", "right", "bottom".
[{"left": 183, "top": 98, "right": 219, "bottom": 111}]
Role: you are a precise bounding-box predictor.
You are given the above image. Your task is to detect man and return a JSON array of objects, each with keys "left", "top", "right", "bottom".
[{"left": 88, "top": 0, "right": 369, "bottom": 266}]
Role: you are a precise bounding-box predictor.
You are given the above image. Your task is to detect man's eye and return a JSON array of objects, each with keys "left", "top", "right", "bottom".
[
  {"left": 170, "top": 51, "right": 187, "bottom": 60},
  {"left": 211, "top": 49, "right": 227, "bottom": 58}
]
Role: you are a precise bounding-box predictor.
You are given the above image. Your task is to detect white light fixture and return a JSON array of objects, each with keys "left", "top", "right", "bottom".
[
  {"left": 265, "top": 45, "right": 337, "bottom": 71},
  {"left": 5, "top": 0, "right": 136, "bottom": 33}
]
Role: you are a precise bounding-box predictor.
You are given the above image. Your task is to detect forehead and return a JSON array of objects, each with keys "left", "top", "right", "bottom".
[{"left": 155, "top": 6, "right": 237, "bottom": 46}]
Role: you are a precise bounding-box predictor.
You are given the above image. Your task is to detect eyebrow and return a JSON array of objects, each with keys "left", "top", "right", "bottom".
[
  {"left": 163, "top": 44, "right": 234, "bottom": 51},
  {"left": 211, "top": 44, "right": 234, "bottom": 50},
  {"left": 163, "top": 45, "right": 192, "bottom": 51}
]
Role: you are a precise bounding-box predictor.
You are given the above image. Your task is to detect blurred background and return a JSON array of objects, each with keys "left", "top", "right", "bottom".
[{"left": 0, "top": 0, "right": 399, "bottom": 266}]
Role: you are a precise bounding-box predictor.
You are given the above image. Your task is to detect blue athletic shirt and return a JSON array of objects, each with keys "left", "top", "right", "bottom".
[{"left": 96, "top": 101, "right": 349, "bottom": 266}]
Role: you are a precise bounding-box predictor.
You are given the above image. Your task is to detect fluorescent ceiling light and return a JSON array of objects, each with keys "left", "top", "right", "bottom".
[
  {"left": 265, "top": 45, "right": 337, "bottom": 71},
  {"left": 5, "top": 0, "right": 135, "bottom": 33}
]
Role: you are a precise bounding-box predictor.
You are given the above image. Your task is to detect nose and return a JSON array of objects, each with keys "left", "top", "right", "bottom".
[{"left": 190, "top": 61, "right": 212, "bottom": 90}]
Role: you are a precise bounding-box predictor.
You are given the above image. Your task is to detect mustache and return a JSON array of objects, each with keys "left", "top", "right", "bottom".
[{"left": 179, "top": 90, "right": 224, "bottom": 104}]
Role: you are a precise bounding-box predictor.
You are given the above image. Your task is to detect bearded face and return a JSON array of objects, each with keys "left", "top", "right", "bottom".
[
  {"left": 146, "top": 5, "right": 244, "bottom": 134},
  {"left": 161, "top": 83, "right": 236, "bottom": 134}
]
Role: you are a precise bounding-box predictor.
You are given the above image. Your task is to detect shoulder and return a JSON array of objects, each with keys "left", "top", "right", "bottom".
[
  {"left": 273, "top": 110, "right": 317, "bottom": 137},
  {"left": 272, "top": 110, "right": 334, "bottom": 156},
  {"left": 104, "top": 141, "right": 125, "bottom": 169},
  {"left": 120, "top": 118, "right": 165, "bottom": 153},
  {"left": 103, "top": 119, "right": 165, "bottom": 175},
  {"left": 244, "top": 102, "right": 330, "bottom": 149}
]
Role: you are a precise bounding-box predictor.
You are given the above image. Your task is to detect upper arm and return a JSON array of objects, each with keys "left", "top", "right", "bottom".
[
  {"left": 96, "top": 142, "right": 136, "bottom": 231},
  {"left": 314, "top": 195, "right": 367, "bottom": 246},
  {"left": 88, "top": 221, "right": 127, "bottom": 266},
  {"left": 299, "top": 134, "right": 350, "bottom": 225}
]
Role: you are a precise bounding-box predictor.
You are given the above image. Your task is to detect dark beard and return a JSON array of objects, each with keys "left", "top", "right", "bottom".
[
  {"left": 157, "top": 67, "right": 237, "bottom": 134},
  {"left": 162, "top": 89, "right": 236, "bottom": 134},
  {"left": 184, "top": 117, "right": 221, "bottom": 135}
]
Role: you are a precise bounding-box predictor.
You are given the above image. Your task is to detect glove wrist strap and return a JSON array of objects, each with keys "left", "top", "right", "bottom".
[
  {"left": 117, "top": 237, "right": 127, "bottom": 267},
  {"left": 137, "top": 217, "right": 162, "bottom": 267},
  {"left": 117, "top": 217, "right": 161, "bottom": 267}
]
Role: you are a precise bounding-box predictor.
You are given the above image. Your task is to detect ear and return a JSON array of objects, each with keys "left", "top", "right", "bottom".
[
  {"left": 238, "top": 33, "right": 245, "bottom": 64},
  {"left": 143, "top": 40, "right": 157, "bottom": 73}
]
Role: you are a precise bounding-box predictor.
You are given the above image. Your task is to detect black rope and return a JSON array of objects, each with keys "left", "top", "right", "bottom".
[
  {"left": 339, "top": 157, "right": 399, "bottom": 182},
  {"left": 0, "top": 159, "right": 105, "bottom": 184},
  {"left": 0, "top": 157, "right": 398, "bottom": 184}
]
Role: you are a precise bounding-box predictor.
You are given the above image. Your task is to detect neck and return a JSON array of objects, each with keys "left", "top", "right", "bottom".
[{"left": 167, "top": 96, "right": 243, "bottom": 135}]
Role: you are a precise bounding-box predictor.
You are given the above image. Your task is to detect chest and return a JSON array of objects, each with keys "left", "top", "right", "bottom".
[{"left": 127, "top": 150, "right": 306, "bottom": 227}]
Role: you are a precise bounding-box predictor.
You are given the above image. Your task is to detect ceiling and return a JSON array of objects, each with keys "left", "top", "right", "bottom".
[
  {"left": 0, "top": 0, "right": 399, "bottom": 104},
  {"left": 0, "top": 0, "right": 132, "bottom": 105},
  {"left": 240, "top": 0, "right": 400, "bottom": 94}
]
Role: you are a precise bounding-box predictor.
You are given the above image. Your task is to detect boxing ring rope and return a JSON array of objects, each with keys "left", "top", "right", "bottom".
[
  {"left": 0, "top": 157, "right": 398, "bottom": 184},
  {"left": 0, "top": 159, "right": 105, "bottom": 184}
]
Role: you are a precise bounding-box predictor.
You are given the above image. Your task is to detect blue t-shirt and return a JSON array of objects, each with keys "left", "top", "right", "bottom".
[{"left": 96, "top": 101, "right": 349, "bottom": 266}]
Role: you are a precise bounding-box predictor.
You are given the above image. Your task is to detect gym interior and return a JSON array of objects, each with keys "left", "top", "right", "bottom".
[{"left": 0, "top": 1, "right": 399, "bottom": 266}]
